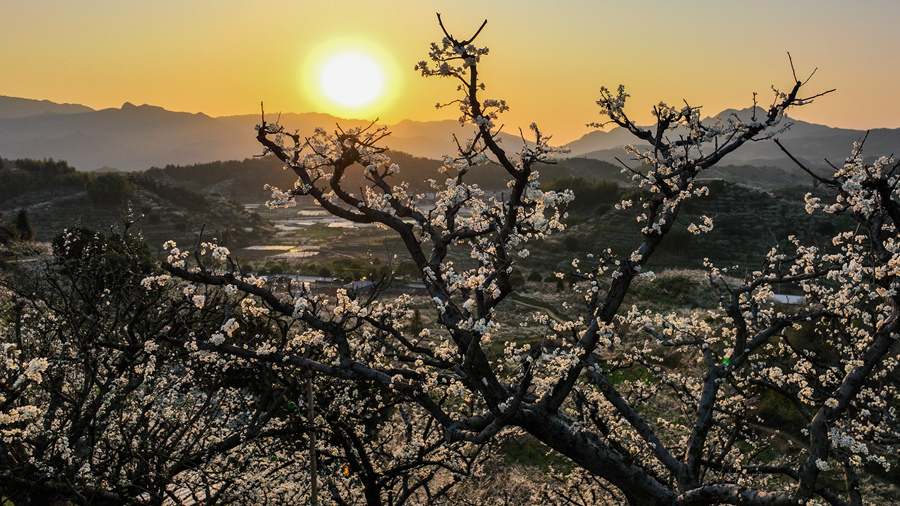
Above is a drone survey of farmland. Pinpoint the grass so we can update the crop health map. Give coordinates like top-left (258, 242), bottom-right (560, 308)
top-left (501, 434), bottom-right (572, 473)
top-left (605, 363), bottom-right (658, 386)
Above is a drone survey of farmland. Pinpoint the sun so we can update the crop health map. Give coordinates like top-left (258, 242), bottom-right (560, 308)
top-left (319, 52), bottom-right (384, 108)
top-left (302, 41), bottom-right (397, 117)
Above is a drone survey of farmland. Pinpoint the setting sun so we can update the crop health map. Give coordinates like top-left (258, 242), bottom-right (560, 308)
top-left (302, 41), bottom-right (397, 118)
top-left (319, 52), bottom-right (384, 107)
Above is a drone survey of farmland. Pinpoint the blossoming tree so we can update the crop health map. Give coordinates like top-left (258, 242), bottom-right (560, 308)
top-left (156, 15), bottom-right (900, 505)
top-left (4, 14), bottom-right (900, 506)
top-left (0, 224), bottom-right (486, 505)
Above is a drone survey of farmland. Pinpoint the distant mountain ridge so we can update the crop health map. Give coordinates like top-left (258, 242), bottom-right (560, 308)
top-left (0, 96), bottom-right (897, 177)
top-left (0, 96), bottom-right (94, 119)
top-left (0, 96), bottom-right (529, 171)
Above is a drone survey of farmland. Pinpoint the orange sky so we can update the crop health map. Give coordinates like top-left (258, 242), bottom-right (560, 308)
top-left (4, 1), bottom-right (900, 143)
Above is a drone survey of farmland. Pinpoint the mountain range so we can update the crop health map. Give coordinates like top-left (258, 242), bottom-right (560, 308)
top-left (0, 95), bottom-right (894, 174)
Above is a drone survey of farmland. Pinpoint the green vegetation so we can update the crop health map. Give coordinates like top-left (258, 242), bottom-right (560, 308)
top-left (534, 179), bottom-right (855, 273)
top-left (541, 176), bottom-right (620, 215)
top-left (0, 157), bottom-right (273, 247)
top-left (0, 209), bottom-right (35, 246)
top-left (145, 150), bottom-right (445, 201)
top-left (85, 172), bottom-right (138, 206)
top-left (11, 209), bottom-right (34, 242)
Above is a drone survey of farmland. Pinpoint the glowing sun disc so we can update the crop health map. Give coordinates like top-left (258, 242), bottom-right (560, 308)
top-left (319, 52), bottom-right (384, 107)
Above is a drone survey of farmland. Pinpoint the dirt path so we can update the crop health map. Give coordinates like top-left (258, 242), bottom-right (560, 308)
top-left (510, 297), bottom-right (568, 325)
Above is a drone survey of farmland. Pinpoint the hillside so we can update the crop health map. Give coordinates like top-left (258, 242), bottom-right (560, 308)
top-left (514, 179), bottom-right (851, 276)
top-left (0, 158), bottom-right (272, 248)
top-left (142, 151), bottom-right (633, 203)
top-left (144, 151), bottom-right (445, 201)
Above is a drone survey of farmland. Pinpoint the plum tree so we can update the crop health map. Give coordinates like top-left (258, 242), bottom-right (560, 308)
top-left (156, 16), bottom-right (899, 505)
top-left (0, 223), bottom-right (485, 505)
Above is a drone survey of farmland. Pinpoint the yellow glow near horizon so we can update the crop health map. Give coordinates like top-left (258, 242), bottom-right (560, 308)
top-left (303, 41), bottom-right (398, 119)
top-left (4, 2), bottom-right (900, 143)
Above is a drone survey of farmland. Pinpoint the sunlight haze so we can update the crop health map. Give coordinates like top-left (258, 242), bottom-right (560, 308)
top-left (3, 0), bottom-right (899, 143)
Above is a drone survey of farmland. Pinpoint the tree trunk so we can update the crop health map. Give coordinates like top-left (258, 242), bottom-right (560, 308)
top-left (517, 407), bottom-right (675, 505)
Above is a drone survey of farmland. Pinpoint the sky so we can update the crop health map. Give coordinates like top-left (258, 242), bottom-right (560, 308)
top-left (3, 1), bottom-right (900, 144)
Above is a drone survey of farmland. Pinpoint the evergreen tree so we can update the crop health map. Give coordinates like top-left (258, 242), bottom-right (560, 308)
top-left (13, 208), bottom-right (34, 241)
top-left (0, 211), bottom-right (14, 246)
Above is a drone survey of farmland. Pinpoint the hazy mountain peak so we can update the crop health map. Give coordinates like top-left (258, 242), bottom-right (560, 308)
top-left (119, 102), bottom-right (171, 113)
top-left (0, 95), bottom-right (94, 119)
